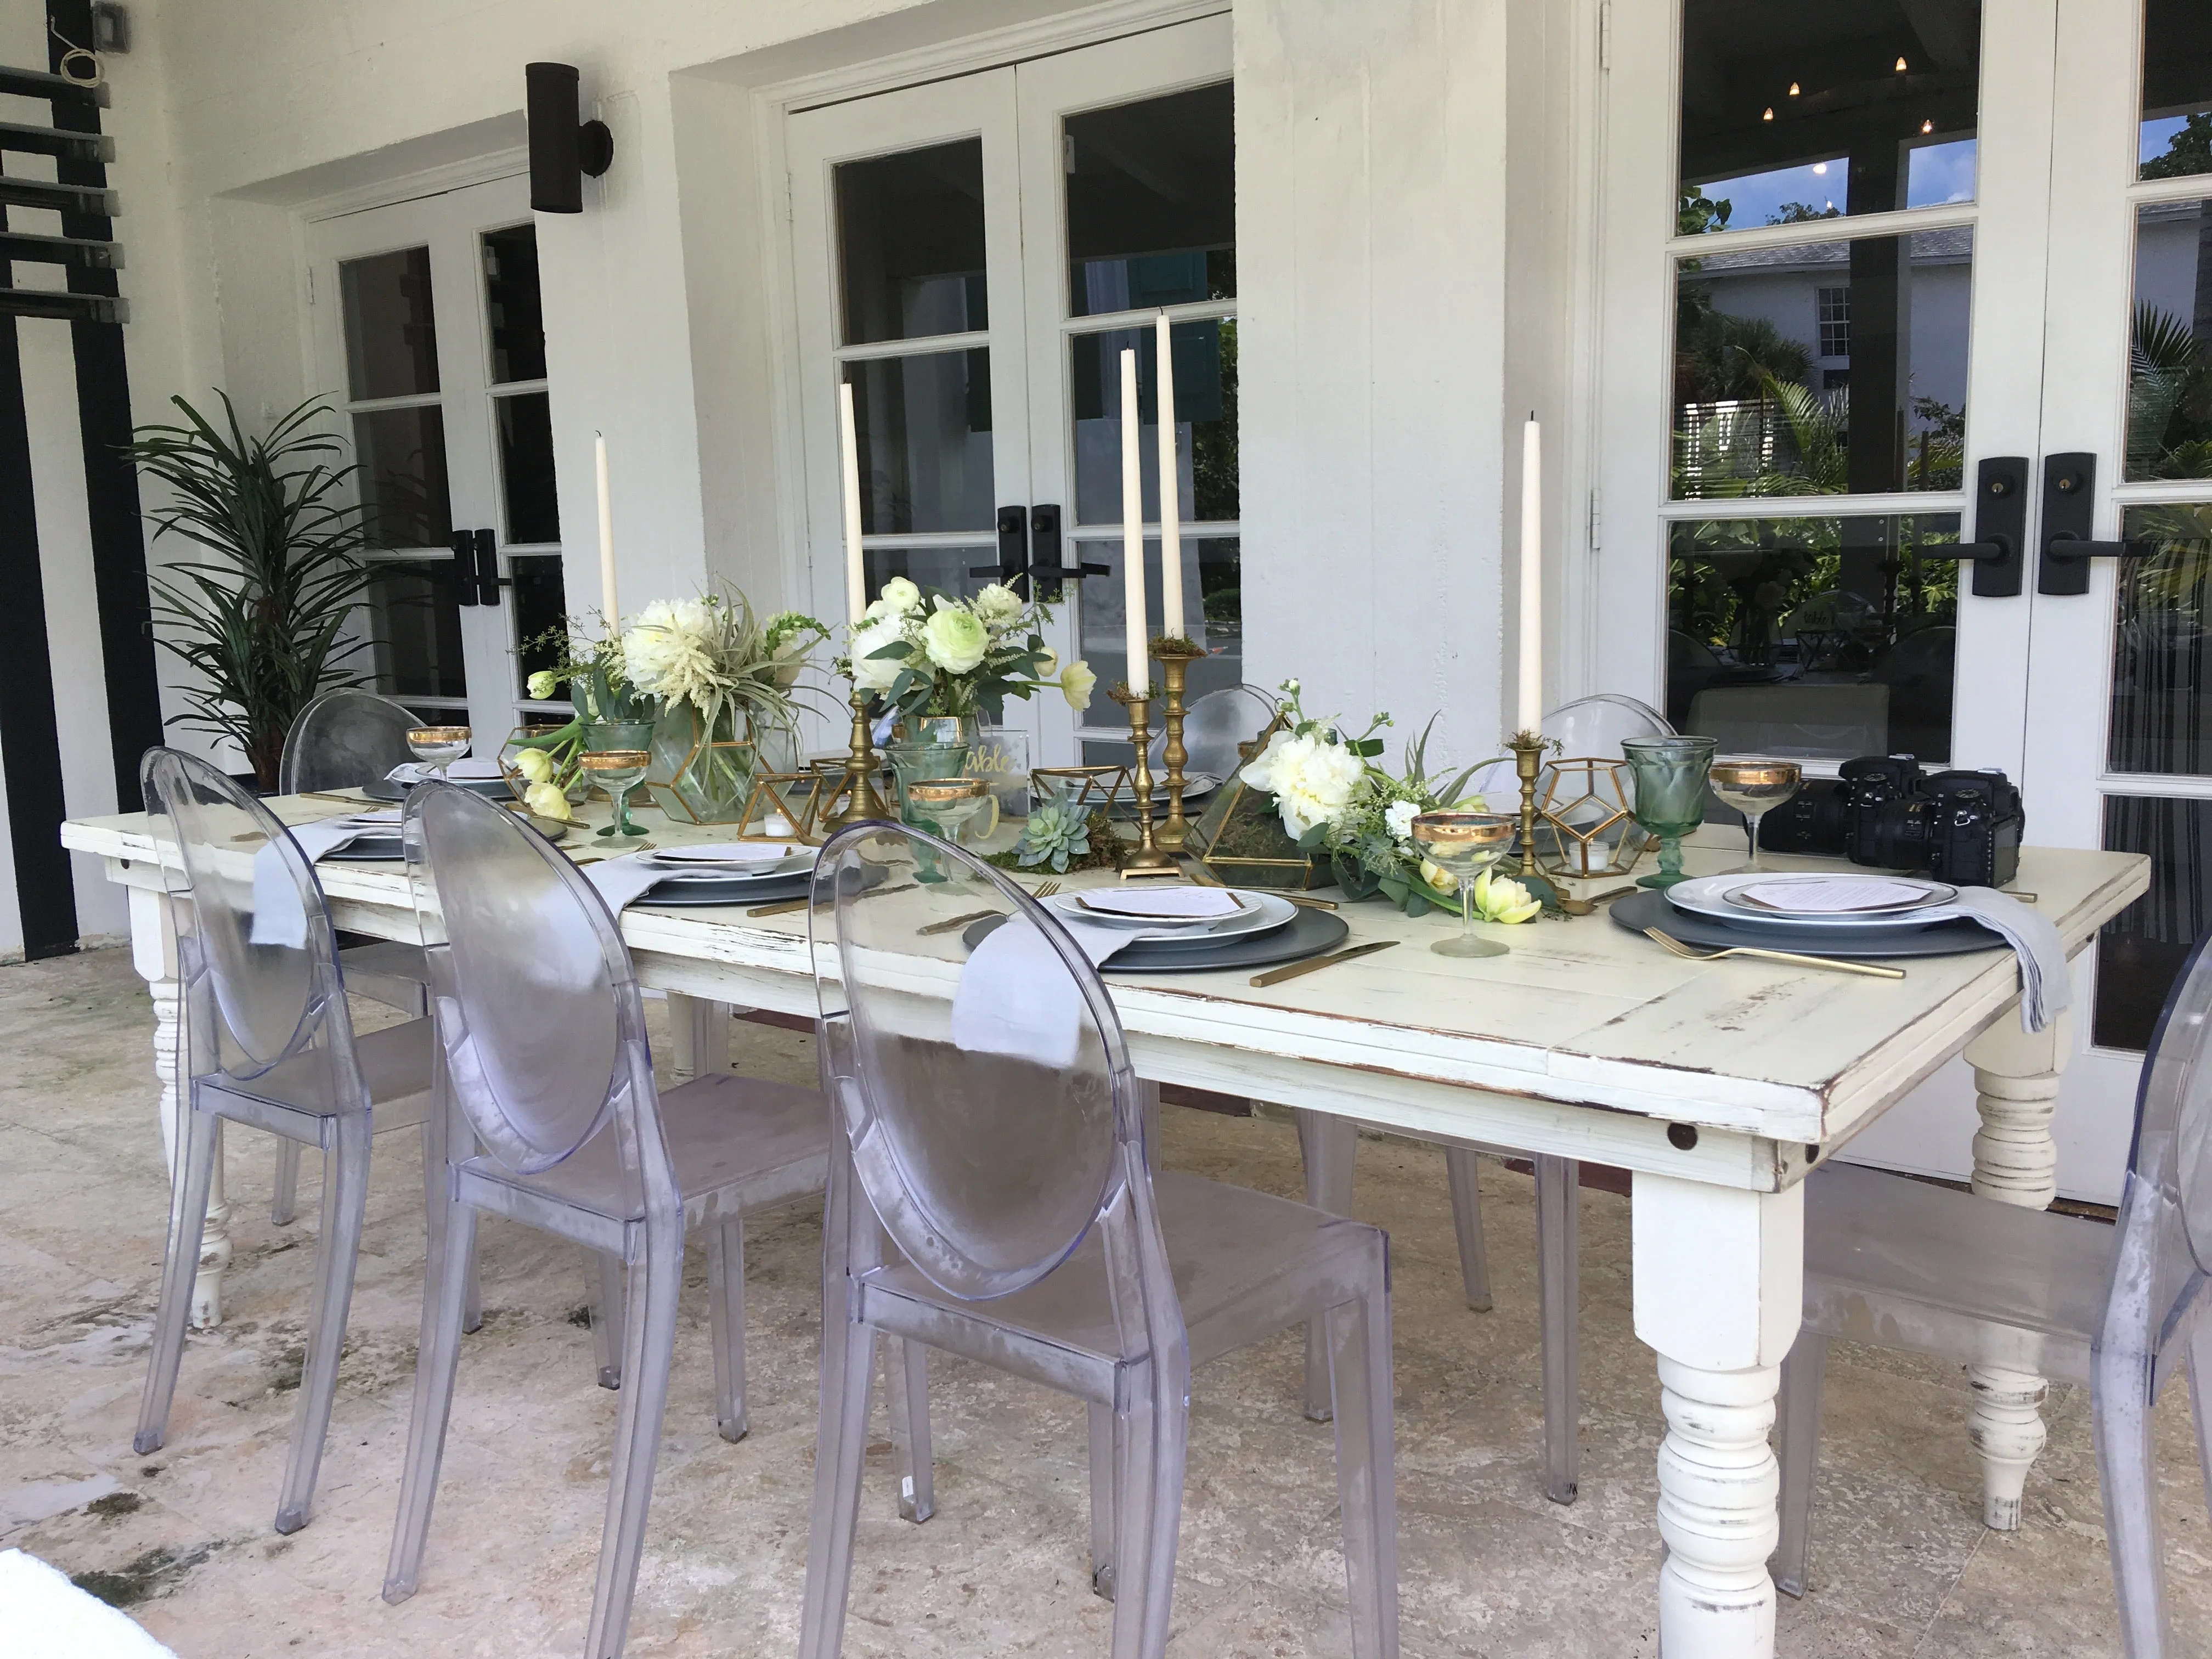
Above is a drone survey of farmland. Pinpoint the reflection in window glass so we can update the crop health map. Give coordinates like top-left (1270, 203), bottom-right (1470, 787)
top-left (1667, 513), bottom-right (1961, 760)
top-left (1071, 320), bottom-right (1238, 526)
top-left (861, 546), bottom-right (996, 608)
top-left (2098, 795), bottom-right (2212, 1051)
top-left (2127, 201), bottom-right (2212, 481)
top-left (511, 555), bottom-right (568, 696)
top-left (1678, 0), bottom-right (1981, 232)
top-left (365, 561), bottom-right (467, 701)
top-left (2141, 0), bottom-right (2212, 180)
top-left (1066, 82), bottom-right (1235, 317)
top-left (844, 350), bottom-right (994, 535)
top-left (482, 225), bottom-right (547, 383)
top-left (352, 405), bottom-right (452, 549)
top-left (836, 140), bottom-right (987, 346)
top-left (1077, 535), bottom-right (1241, 712)
top-left (1674, 229), bottom-right (1971, 498)
top-left (496, 392), bottom-right (560, 544)
top-left (2109, 504), bottom-right (2212, 775)
top-left (340, 247), bottom-right (439, 401)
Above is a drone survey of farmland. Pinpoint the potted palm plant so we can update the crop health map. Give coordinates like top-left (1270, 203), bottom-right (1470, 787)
top-left (126, 393), bottom-right (375, 788)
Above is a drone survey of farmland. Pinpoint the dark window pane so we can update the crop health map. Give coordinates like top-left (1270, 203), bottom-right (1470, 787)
top-left (2097, 794), bottom-right (2212, 1050)
top-left (1076, 535), bottom-right (1240, 709)
top-left (836, 139), bottom-right (987, 346)
top-left (1066, 82), bottom-right (1235, 316)
top-left (340, 247), bottom-right (439, 400)
top-left (2142, 0), bottom-right (2212, 181)
top-left (496, 392), bottom-right (560, 544)
top-left (353, 405), bottom-right (452, 549)
top-left (2127, 201), bottom-right (2212, 481)
top-left (1679, 0), bottom-right (1981, 232)
top-left (365, 561), bottom-right (466, 701)
top-left (1071, 319), bottom-right (1238, 526)
top-left (1674, 229), bottom-right (1971, 498)
top-left (861, 545), bottom-right (994, 608)
top-left (1667, 512), bottom-right (1960, 760)
top-left (482, 225), bottom-right (547, 383)
top-left (511, 555), bottom-right (568, 697)
top-left (2109, 504), bottom-right (2212, 774)
top-left (844, 349), bottom-right (994, 534)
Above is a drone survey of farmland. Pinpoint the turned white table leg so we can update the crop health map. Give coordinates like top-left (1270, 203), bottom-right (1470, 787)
top-left (1961, 1011), bottom-right (2073, 1531)
top-left (1634, 1170), bottom-right (1804, 1659)
top-left (667, 994), bottom-right (731, 1083)
top-left (130, 886), bottom-right (232, 1329)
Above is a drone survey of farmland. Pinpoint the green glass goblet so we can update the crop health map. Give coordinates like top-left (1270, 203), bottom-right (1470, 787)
top-left (1410, 811), bottom-right (1519, 958)
top-left (579, 749), bottom-right (651, 838)
top-left (1623, 735), bottom-right (1719, 890)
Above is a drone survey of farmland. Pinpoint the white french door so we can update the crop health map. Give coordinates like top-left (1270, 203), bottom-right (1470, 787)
top-left (1601, 0), bottom-right (2212, 1200)
top-left (786, 14), bottom-right (1237, 766)
top-left (307, 174), bottom-right (570, 740)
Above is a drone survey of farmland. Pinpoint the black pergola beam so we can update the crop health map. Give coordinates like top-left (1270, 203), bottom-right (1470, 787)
top-left (0, 176), bottom-right (117, 217)
top-left (0, 286), bottom-right (125, 323)
top-left (0, 119), bottom-right (112, 164)
top-left (0, 229), bottom-right (119, 269)
top-left (0, 63), bottom-right (108, 106)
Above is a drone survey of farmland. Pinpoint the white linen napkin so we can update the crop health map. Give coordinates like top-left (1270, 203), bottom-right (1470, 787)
top-left (949, 910), bottom-right (1145, 1069)
top-left (0, 1547), bottom-right (176, 1658)
top-left (248, 814), bottom-right (398, 949)
top-left (583, 853), bottom-right (679, 916)
top-left (1926, 887), bottom-right (2071, 1033)
top-left (1071, 887), bottom-right (1240, 921)
top-left (385, 758), bottom-right (503, 786)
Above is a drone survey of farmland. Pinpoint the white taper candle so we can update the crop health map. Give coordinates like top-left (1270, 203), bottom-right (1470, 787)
top-left (1154, 312), bottom-right (1184, 638)
top-left (1517, 415), bottom-right (1543, 735)
top-left (838, 381), bottom-right (866, 625)
top-left (595, 433), bottom-right (618, 629)
top-left (1120, 347), bottom-right (1147, 691)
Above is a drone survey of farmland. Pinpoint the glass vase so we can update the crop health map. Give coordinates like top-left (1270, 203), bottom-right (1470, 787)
top-left (884, 713), bottom-right (981, 825)
top-left (645, 701), bottom-right (757, 825)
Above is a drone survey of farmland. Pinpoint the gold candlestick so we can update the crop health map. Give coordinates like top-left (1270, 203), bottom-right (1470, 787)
top-left (1148, 635), bottom-right (1206, 851)
top-left (1509, 730), bottom-right (1547, 879)
top-left (822, 684), bottom-right (889, 832)
top-left (1109, 683), bottom-right (1180, 879)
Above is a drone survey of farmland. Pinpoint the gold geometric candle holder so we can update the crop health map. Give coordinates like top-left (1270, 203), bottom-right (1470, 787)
top-left (1536, 756), bottom-right (1654, 880)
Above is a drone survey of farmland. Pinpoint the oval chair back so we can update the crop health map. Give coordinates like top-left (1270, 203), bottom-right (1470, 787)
top-left (280, 686), bottom-right (420, 794)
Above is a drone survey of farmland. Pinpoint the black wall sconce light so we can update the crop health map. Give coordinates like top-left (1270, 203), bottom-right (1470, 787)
top-left (526, 61), bottom-right (614, 213)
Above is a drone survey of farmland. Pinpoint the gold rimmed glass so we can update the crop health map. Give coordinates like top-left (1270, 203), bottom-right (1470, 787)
top-left (905, 776), bottom-right (1000, 889)
top-left (579, 749), bottom-right (650, 838)
top-left (1708, 760), bottom-right (1804, 873)
top-left (406, 724), bottom-right (471, 778)
top-left (1410, 810), bottom-right (1517, 958)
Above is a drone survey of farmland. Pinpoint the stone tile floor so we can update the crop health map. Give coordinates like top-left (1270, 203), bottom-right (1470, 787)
top-left (1, 946), bottom-right (2208, 1656)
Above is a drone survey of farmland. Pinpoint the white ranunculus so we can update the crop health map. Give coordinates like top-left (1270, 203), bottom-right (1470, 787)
top-left (1240, 729), bottom-right (1364, 839)
top-left (1384, 799), bottom-right (1421, 843)
top-left (1032, 646), bottom-right (1058, 679)
top-left (847, 614), bottom-right (909, 692)
top-left (879, 576), bottom-right (922, 614)
top-left (1059, 659), bottom-right (1096, 710)
top-left (921, 606), bottom-right (989, 675)
top-left (973, 583), bottom-right (1024, 628)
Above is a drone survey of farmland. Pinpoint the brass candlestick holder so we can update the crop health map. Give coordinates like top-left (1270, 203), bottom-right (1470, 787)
top-left (1148, 635), bottom-right (1206, 851)
top-left (1109, 682), bottom-right (1180, 879)
top-left (821, 684), bottom-right (889, 832)
top-left (1508, 730), bottom-right (1547, 879)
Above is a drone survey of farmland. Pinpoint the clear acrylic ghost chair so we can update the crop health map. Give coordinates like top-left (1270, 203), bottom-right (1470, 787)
top-left (1774, 928), bottom-right (2212, 1652)
top-left (273, 687), bottom-right (435, 1222)
top-left (383, 782), bottom-right (833, 1659)
top-left (133, 748), bottom-right (439, 1534)
top-left (800, 822), bottom-right (1399, 1659)
top-left (1146, 682), bottom-right (1278, 780)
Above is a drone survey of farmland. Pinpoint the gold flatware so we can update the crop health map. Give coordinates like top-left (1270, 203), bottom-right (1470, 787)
top-left (300, 791), bottom-right (369, 806)
top-left (747, 896), bottom-right (810, 918)
top-left (1031, 879), bottom-right (1062, 899)
top-left (918, 908), bottom-right (1001, 936)
top-left (1250, 939), bottom-right (1397, 988)
top-left (1643, 926), bottom-right (1906, 980)
top-left (1554, 883), bottom-right (1636, 917)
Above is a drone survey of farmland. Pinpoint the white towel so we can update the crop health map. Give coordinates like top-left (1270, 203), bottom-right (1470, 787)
top-left (247, 815), bottom-right (396, 949)
top-left (1927, 887), bottom-right (2070, 1033)
top-left (0, 1548), bottom-right (176, 1658)
top-left (948, 912), bottom-right (1142, 1069)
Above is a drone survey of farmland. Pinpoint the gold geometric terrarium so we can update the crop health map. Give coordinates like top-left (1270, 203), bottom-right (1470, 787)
top-left (735, 770), bottom-right (827, 843)
top-left (1534, 757), bottom-right (1653, 880)
top-left (1028, 764), bottom-right (1132, 816)
top-left (1182, 710), bottom-right (1328, 891)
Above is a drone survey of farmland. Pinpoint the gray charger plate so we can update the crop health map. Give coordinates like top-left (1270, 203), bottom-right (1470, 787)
top-left (633, 870), bottom-right (813, 907)
top-left (328, 816), bottom-right (573, 862)
top-left (1611, 889), bottom-right (2006, 960)
top-left (362, 776), bottom-right (511, 803)
top-left (962, 905), bottom-right (1349, 974)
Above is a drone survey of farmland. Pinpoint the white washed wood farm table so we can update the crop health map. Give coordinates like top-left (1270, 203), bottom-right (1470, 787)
top-left (61, 795), bottom-right (2147, 1659)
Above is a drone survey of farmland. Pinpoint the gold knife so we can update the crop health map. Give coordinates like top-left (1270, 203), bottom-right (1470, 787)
top-left (1249, 939), bottom-right (1397, 988)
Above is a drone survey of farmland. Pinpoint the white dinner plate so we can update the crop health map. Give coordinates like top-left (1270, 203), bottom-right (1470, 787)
top-left (1664, 872), bottom-right (1957, 932)
top-left (1723, 872), bottom-right (1958, 919)
top-left (1045, 888), bottom-right (1293, 945)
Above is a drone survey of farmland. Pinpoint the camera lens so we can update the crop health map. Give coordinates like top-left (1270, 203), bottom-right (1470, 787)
top-left (1862, 797), bottom-right (1935, 871)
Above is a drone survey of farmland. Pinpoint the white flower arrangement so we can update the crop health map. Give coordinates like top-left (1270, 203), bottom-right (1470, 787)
top-left (843, 580), bottom-right (1096, 720)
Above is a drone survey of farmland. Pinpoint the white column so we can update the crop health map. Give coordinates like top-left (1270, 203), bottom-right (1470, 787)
top-left (131, 885), bottom-right (231, 1329)
top-left (1633, 1169), bottom-right (1804, 1659)
top-left (1961, 1009), bottom-right (2072, 1530)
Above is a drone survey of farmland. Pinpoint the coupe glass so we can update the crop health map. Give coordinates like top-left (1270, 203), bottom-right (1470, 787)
top-left (1708, 760), bottom-right (1803, 873)
top-left (578, 749), bottom-right (650, 838)
top-left (406, 724), bottom-right (471, 778)
top-left (1623, 736), bottom-right (1719, 889)
top-left (1410, 810), bottom-right (1518, 958)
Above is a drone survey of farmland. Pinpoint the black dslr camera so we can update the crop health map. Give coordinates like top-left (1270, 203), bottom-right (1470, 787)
top-left (1756, 755), bottom-right (2023, 888)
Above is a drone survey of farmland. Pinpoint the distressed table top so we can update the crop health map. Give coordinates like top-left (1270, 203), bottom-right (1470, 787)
top-left (64, 795), bottom-right (2147, 1190)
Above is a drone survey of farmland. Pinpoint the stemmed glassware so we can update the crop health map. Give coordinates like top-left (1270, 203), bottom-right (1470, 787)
top-left (1622, 735), bottom-right (1719, 890)
top-left (406, 724), bottom-right (472, 779)
top-left (1707, 761), bottom-right (1803, 873)
top-left (904, 777), bottom-right (1000, 888)
top-left (1410, 810), bottom-right (1518, 958)
top-left (578, 750), bottom-right (651, 838)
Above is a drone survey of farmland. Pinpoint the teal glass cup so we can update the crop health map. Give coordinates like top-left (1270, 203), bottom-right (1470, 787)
top-left (1622, 735), bottom-right (1719, 890)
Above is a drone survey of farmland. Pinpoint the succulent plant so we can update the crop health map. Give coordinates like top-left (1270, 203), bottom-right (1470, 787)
top-left (1017, 783), bottom-right (1092, 872)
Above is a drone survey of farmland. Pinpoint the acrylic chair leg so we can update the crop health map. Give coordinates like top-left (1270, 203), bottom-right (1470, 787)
top-left (797, 1314), bottom-right (878, 1659)
top-left (1088, 1401), bottom-right (1119, 1599)
top-left (1108, 1385), bottom-right (1159, 1659)
top-left (1535, 1155), bottom-right (1580, 1505)
top-left (588, 1249), bottom-right (625, 1390)
top-left (584, 1221), bottom-right (684, 1659)
top-left (2092, 1343), bottom-right (2171, 1656)
top-left (1134, 1352), bottom-right (1191, 1659)
top-left (274, 1114), bottom-right (370, 1535)
top-left (134, 1106), bottom-right (218, 1456)
top-left (1297, 1110), bottom-right (1357, 1421)
top-left (1771, 1330), bottom-right (1829, 1598)
top-left (420, 1120), bottom-right (481, 1337)
top-left (383, 1201), bottom-right (478, 1604)
top-left (462, 1233), bottom-right (482, 1335)
top-left (1326, 1265), bottom-right (1401, 1659)
top-left (1443, 1146), bottom-right (1493, 1311)
top-left (882, 1336), bottom-right (934, 1522)
top-left (270, 1136), bottom-right (302, 1227)
top-left (707, 1216), bottom-right (748, 1443)
top-left (2189, 1317), bottom-right (2212, 1519)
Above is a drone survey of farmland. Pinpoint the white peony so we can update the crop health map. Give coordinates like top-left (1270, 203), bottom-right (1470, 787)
top-left (1384, 799), bottom-right (1421, 843)
top-left (1240, 729), bottom-right (1365, 839)
top-left (973, 583), bottom-right (1025, 628)
top-left (847, 613), bottom-right (909, 692)
top-left (878, 575), bottom-right (922, 614)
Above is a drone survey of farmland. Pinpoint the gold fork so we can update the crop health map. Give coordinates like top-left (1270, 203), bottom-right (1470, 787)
top-left (914, 878), bottom-right (1059, 936)
top-left (1032, 879), bottom-right (1062, 898)
top-left (1643, 926), bottom-right (1906, 980)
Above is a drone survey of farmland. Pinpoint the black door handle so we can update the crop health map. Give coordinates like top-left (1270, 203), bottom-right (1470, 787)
top-left (970, 505), bottom-right (1030, 584)
top-left (449, 531), bottom-right (479, 607)
top-left (466, 528), bottom-right (508, 607)
top-left (1914, 458), bottom-right (2027, 595)
top-left (2045, 533), bottom-right (2154, 561)
top-left (2037, 453), bottom-right (2149, 595)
